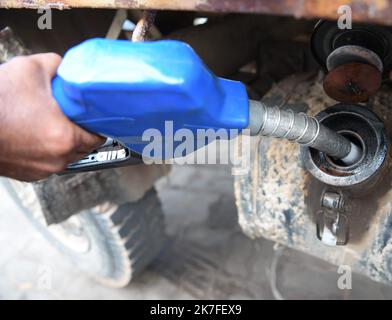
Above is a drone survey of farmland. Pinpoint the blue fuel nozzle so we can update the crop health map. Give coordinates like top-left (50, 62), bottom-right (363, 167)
top-left (52, 38), bottom-right (249, 160)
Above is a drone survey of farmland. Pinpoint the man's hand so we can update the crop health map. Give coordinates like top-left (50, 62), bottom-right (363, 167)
top-left (0, 53), bottom-right (104, 181)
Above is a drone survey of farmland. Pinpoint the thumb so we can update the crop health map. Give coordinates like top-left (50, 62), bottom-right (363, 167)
top-left (31, 52), bottom-right (62, 79)
top-left (72, 124), bottom-right (106, 153)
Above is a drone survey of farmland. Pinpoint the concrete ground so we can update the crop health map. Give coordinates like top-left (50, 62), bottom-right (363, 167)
top-left (0, 162), bottom-right (392, 299)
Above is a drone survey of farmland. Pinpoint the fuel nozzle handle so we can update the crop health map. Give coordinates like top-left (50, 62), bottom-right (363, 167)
top-left (248, 100), bottom-right (361, 165)
top-left (54, 39), bottom-right (361, 165)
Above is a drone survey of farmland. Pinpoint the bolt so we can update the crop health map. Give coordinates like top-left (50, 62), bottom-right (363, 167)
top-left (321, 191), bottom-right (344, 211)
top-left (317, 189), bottom-right (349, 246)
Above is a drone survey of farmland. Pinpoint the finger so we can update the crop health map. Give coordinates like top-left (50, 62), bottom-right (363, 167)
top-left (31, 53), bottom-right (62, 79)
top-left (0, 155), bottom-right (63, 176)
top-left (0, 162), bottom-right (50, 182)
top-left (73, 125), bottom-right (106, 153)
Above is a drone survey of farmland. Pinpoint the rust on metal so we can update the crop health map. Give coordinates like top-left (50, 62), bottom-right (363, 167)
top-left (132, 10), bottom-right (157, 42)
top-left (323, 62), bottom-right (382, 103)
top-left (2, 0), bottom-right (392, 26)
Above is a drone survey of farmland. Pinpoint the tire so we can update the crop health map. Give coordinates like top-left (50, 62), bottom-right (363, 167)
top-left (2, 178), bottom-right (166, 288)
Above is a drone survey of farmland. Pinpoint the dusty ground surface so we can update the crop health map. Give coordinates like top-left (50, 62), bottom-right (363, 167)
top-left (0, 163), bottom-right (392, 299)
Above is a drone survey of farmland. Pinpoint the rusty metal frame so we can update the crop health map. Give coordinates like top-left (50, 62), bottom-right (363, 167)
top-left (1, 0), bottom-right (392, 26)
top-left (0, 0), bottom-right (392, 25)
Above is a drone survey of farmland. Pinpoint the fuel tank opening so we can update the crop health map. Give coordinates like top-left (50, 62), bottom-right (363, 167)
top-left (325, 130), bottom-right (364, 168)
top-left (301, 104), bottom-right (388, 192)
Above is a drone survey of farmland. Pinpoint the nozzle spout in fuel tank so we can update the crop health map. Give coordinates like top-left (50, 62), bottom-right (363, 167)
top-left (247, 100), bottom-right (361, 166)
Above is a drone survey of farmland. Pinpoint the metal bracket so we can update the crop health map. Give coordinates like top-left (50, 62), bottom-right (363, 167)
top-left (316, 190), bottom-right (349, 246)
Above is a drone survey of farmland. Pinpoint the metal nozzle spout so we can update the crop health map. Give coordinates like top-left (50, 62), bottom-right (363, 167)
top-left (247, 100), bottom-right (361, 165)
